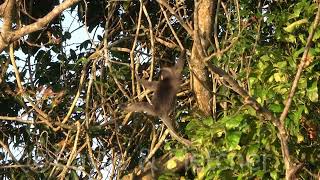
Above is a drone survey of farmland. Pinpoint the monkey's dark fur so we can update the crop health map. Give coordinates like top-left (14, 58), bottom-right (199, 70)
top-left (125, 50), bottom-right (191, 146)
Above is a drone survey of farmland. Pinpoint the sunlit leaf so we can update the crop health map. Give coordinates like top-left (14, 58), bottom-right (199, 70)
top-left (284, 19), bottom-right (308, 33)
top-left (166, 159), bottom-right (177, 169)
top-left (307, 81), bottom-right (318, 102)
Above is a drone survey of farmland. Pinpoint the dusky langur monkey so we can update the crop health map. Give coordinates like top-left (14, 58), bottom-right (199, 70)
top-left (125, 49), bottom-right (191, 146)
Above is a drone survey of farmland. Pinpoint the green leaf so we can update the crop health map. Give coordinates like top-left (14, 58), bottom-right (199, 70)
top-left (255, 170), bottom-right (266, 178)
top-left (226, 151), bottom-right (236, 166)
top-left (203, 117), bottom-right (214, 126)
top-left (269, 103), bottom-right (284, 113)
top-left (293, 48), bottom-right (304, 59)
top-left (76, 57), bottom-right (88, 65)
top-left (297, 133), bottom-right (305, 143)
top-left (284, 19), bottom-right (308, 33)
top-left (288, 4), bottom-right (302, 19)
top-left (222, 115), bottom-right (244, 129)
top-left (298, 77), bottom-right (307, 89)
top-left (270, 170), bottom-right (279, 180)
top-left (247, 144), bottom-right (259, 157)
top-left (285, 34), bottom-right (296, 43)
top-left (166, 159), bottom-right (177, 170)
top-left (298, 34), bottom-right (306, 44)
top-left (260, 55), bottom-right (271, 63)
top-left (226, 131), bottom-right (242, 150)
top-left (70, 170), bottom-right (79, 180)
top-left (174, 149), bottom-right (186, 159)
top-left (307, 81), bottom-right (318, 102)
top-left (273, 72), bottom-right (287, 82)
top-left (291, 105), bottom-right (305, 125)
top-left (312, 28), bottom-right (320, 41)
top-left (273, 84), bottom-right (289, 94)
top-left (275, 61), bottom-right (288, 69)
top-left (164, 143), bottom-right (171, 151)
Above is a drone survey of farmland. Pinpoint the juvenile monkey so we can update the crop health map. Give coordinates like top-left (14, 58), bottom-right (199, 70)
top-left (125, 50), bottom-right (191, 146)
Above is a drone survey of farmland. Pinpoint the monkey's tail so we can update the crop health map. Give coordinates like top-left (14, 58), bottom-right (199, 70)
top-left (160, 116), bottom-right (192, 146)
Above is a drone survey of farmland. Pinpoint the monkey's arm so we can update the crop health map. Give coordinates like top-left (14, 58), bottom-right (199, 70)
top-left (125, 102), bottom-right (157, 116)
top-left (140, 79), bottom-right (159, 91)
top-left (125, 103), bottom-right (192, 146)
top-left (161, 115), bottom-right (192, 146)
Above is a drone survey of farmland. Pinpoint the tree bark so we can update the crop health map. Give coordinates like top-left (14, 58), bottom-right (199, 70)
top-left (190, 0), bottom-right (215, 116)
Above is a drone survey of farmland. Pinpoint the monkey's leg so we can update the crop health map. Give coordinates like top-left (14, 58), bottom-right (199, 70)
top-left (161, 116), bottom-right (191, 146)
top-left (125, 102), bottom-right (158, 116)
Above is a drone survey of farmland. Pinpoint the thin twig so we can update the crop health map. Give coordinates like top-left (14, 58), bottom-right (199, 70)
top-left (159, 5), bottom-right (184, 50)
top-left (0, 139), bottom-right (28, 173)
top-left (142, 4), bottom-right (155, 80)
top-left (213, 0), bottom-right (221, 52)
top-left (49, 131), bottom-right (70, 177)
top-left (9, 44), bottom-right (23, 91)
top-left (129, 0), bottom-right (143, 96)
top-left (86, 133), bottom-right (103, 179)
top-left (62, 65), bottom-right (87, 124)
top-left (58, 121), bottom-right (81, 179)
top-left (85, 59), bottom-right (96, 127)
top-left (0, 116), bottom-right (34, 124)
top-left (49, 162), bottom-right (90, 177)
top-left (144, 129), bottom-right (169, 164)
top-left (156, 0), bottom-right (193, 36)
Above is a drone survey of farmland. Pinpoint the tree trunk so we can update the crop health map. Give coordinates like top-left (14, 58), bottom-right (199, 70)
top-left (190, 0), bottom-right (215, 116)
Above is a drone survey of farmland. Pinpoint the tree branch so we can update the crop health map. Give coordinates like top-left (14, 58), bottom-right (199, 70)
top-left (1, 0), bottom-right (15, 33)
top-left (279, 3), bottom-right (320, 179)
top-left (0, 0), bottom-right (80, 53)
top-left (279, 2), bottom-right (320, 123)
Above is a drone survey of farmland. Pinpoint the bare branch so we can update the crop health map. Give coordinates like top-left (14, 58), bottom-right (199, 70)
top-left (0, 139), bottom-right (28, 173)
top-left (156, 0), bottom-right (193, 36)
top-left (0, 116), bottom-right (34, 124)
top-left (1, 0), bottom-right (15, 33)
top-left (58, 121), bottom-right (81, 179)
top-left (0, 0), bottom-right (80, 52)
